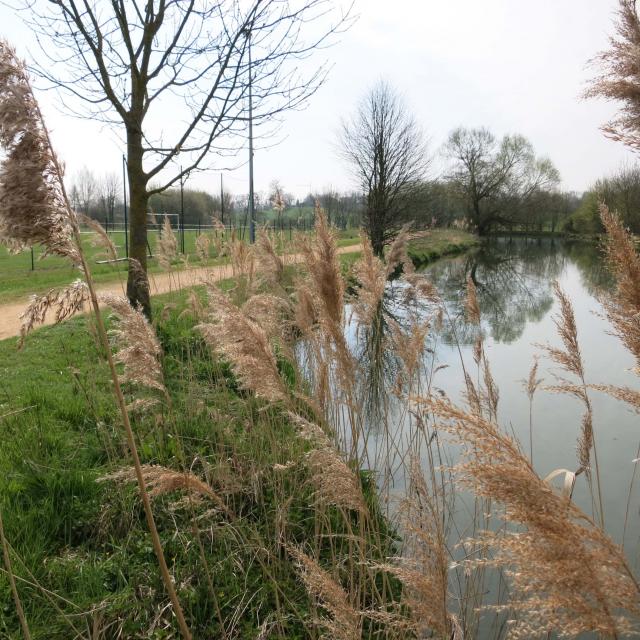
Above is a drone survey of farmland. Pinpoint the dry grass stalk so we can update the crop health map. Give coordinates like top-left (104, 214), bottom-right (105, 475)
top-left (128, 257), bottom-right (151, 307)
top-left (0, 39), bottom-right (191, 638)
top-left (293, 283), bottom-right (317, 336)
top-left (463, 371), bottom-right (482, 416)
top-left (403, 272), bottom-right (441, 304)
top-left (99, 465), bottom-right (227, 513)
top-left (599, 202), bottom-right (640, 372)
top-left (271, 186), bottom-right (286, 215)
top-left (101, 293), bottom-right (167, 400)
top-left (591, 383), bottom-right (640, 413)
top-left (178, 289), bottom-right (206, 322)
top-left (390, 317), bottom-right (430, 388)
top-left (289, 412), bottom-right (366, 513)
top-left (301, 205), bottom-right (344, 328)
top-left (19, 279), bottom-right (88, 345)
top-left (226, 229), bottom-right (254, 278)
top-left (0, 509), bottom-right (31, 640)
top-left (195, 233), bottom-right (211, 262)
top-left (288, 546), bottom-right (361, 640)
top-left (288, 412), bottom-right (332, 448)
top-left (157, 217), bottom-right (177, 270)
top-left (0, 40), bottom-right (77, 261)
top-left (541, 283), bottom-right (597, 480)
top-left (241, 294), bottom-right (292, 343)
top-left (524, 357), bottom-right (543, 401)
top-left (482, 355), bottom-right (499, 420)
top-left (384, 223), bottom-right (414, 277)
top-left (523, 357), bottom-right (544, 463)
top-left (295, 207), bottom-right (354, 390)
top-left (546, 282), bottom-right (585, 379)
top-left (465, 274), bottom-right (480, 325)
top-left (424, 395), bottom-right (640, 638)
top-left (586, 0), bottom-right (640, 150)
top-left (306, 447), bottom-right (367, 514)
top-left (253, 229), bottom-right (284, 289)
top-left (198, 286), bottom-right (288, 403)
top-left (377, 457), bottom-right (450, 639)
top-left (208, 217), bottom-right (226, 255)
top-left (79, 213), bottom-right (117, 262)
top-left (351, 235), bottom-right (387, 326)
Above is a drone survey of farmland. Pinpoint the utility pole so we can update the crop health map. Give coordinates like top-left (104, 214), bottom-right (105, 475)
top-left (122, 154), bottom-right (129, 259)
top-left (246, 28), bottom-right (255, 244)
top-left (220, 173), bottom-right (224, 224)
top-left (180, 166), bottom-right (185, 254)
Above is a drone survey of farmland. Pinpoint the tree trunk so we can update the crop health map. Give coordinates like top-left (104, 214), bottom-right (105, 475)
top-left (125, 127), bottom-right (152, 318)
top-left (369, 212), bottom-right (386, 258)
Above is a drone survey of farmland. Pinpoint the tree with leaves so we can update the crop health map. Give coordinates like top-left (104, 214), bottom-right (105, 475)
top-left (445, 127), bottom-right (559, 235)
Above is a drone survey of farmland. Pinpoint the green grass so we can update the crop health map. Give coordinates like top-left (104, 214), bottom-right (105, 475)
top-left (0, 230), bottom-right (219, 302)
top-left (406, 228), bottom-right (479, 265)
top-left (0, 227), bottom-right (362, 302)
top-left (0, 230), bottom-right (484, 637)
top-left (0, 263), bottom-right (404, 639)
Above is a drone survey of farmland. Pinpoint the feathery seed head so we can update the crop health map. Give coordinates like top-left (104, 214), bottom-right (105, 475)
top-left (600, 203), bottom-right (640, 371)
top-left (288, 547), bottom-right (361, 640)
top-left (423, 395), bottom-right (640, 637)
top-left (351, 235), bottom-right (386, 326)
top-left (101, 293), bottom-right (167, 401)
top-left (0, 39), bottom-right (77, 260)
top-left (465, 274), bottom-right (481, 325)
top-left (157, 217), bottom-right (177, 270)
top-left (198, 286), bottom-right (288, 403)
top-left (19, 279), bottom-right (88, 345)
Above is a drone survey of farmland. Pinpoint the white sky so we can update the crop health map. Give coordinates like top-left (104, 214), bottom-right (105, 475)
top-left (1, 0), bottom-right (635, 199)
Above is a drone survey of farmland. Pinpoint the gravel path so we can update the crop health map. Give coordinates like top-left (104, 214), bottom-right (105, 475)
top-left (0, 244), bottom-right (361, 341)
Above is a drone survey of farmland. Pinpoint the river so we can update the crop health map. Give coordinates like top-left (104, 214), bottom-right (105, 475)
top-left (350, 236), bottom-right (640, 568)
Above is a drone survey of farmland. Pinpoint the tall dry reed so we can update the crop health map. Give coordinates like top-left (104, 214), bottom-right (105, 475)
top-left (542, 282), bottom-right (604, 525)
top-left (424, 395), bottom-right (640, 638)
top-left (0, 39), bottom-right (192, 639)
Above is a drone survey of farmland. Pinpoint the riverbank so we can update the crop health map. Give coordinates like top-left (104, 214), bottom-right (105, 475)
top-left (406, 228), bottom-right (479, 266)
top-left (0, 261), bottom-right (400, 638)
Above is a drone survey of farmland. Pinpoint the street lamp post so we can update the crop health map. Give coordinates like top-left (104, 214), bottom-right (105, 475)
top-left (122, 154), bottom-right (129, 259)
top-left (220, 173), bottom-right (225, 224)
top-left (246, 28), bottom-right (255, 244)
top-left (179, 166), bottom-right (185, 254)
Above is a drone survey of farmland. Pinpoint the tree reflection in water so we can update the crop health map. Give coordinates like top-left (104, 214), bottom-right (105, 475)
top-left (428, 237), bottom-right (612, 345)
top-left (353, 236), bottom-right (612, 417)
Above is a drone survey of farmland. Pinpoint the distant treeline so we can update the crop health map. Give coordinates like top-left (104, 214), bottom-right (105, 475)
top-left (564, 164), bottom-right (640, 235)
top-left (70, 158), bottom-right (640, 236)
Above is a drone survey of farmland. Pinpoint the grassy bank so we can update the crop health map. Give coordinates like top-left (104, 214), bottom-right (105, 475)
top-left (406, 228), bottom-right (479, 266)
top-left (0, 259), bottom-right (398, 639)
top-left (3, 213), bottom-right (640, 639)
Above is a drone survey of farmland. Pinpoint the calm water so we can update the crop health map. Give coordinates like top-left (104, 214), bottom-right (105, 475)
top-left (352, 237), bottom-right (640, 565)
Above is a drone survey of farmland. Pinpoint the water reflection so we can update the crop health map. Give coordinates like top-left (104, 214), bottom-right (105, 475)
top-left (346, 237), bottom-right (639, 636)
top-left (354, 238), bottom-right (607, 415)
top-left (352, 237), bottom-right (619, 436)
top-left (424, 237), bottom-right (612, 345)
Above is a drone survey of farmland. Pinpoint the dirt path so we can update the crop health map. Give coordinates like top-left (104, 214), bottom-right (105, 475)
top-left (0, 244), bottom-right (361, 341)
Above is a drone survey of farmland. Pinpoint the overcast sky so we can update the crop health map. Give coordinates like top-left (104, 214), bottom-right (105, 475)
top-left (1, 0), bottom-right (635, 200)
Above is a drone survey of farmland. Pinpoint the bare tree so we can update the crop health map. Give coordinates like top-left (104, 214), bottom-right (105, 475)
top-left (25, 0), bottom-right (352, 315)
top-left (73, 166), bottom-right (98, 217)
top-left (339, 81), bottom-right (429, 257)
top-left (99, 172), bottom-right (120, 226)
top-left (445, 127), bottom-right (559, 235)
